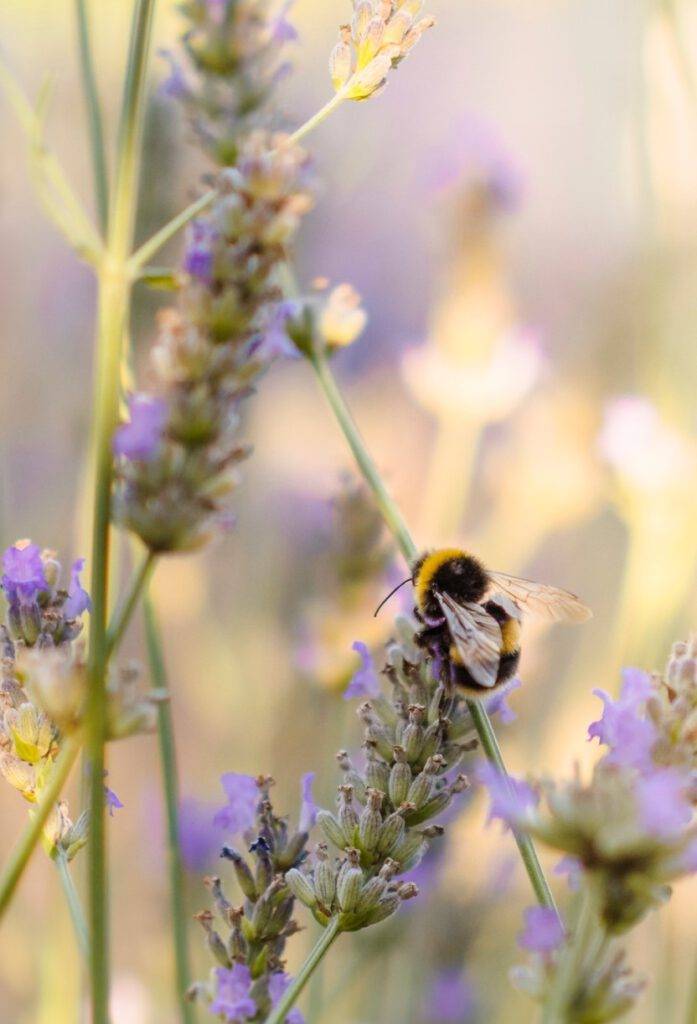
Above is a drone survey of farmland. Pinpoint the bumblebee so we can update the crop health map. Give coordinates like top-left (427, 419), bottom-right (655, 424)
top-left (380, 548), bottom-right (591, 697)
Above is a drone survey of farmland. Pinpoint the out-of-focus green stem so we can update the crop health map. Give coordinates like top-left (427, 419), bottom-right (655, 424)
top-left (104, 550), bottom-right (156, 659)
top-left (86, 2), bottom-right (157, 1020)
top-left (75, 0), bottom-right (109, 233)
top-left (265, 919), bottom-right (342, 1024)
top-left (143, 593), bottom-right (195, 1024)
top-left (290, 90), bottom-right (347, 144)
top-left (0, 734), bottom-right (81, 919)
top-left (309, 347), bottom-right (558, 916)
top-left (56, 852), bottom-right (89, 959)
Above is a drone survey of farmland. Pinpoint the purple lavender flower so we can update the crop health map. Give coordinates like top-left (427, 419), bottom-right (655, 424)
top-left (343, 641), bottom-right (381, 700)
top-left (268, 973), bottom-right (305, 1024)
top-left (486, 677), bottom-right (521, 724)
top-left (475, 761), bottom-right (538, 830)
top-left (63, 558), bottom-right (91, 618)
top-left (588, 668), bottom-right (656, 770)
top-left (113, 395), bottom-right (169, 462)
top-left (105, 784), bottom-right (124, 817)
top-left (298, 772), bottom-right (317, 834)
top-left (554, 855), bottom-right (582, 891)
top-left (213, 773), bottom-right (258, 834)
top-left (269, 1), bottom-right (299, 43)
top-left (635, 767), bottom-right (692, 838)
top-left (183, 219), bottom-right (218, 284)
top-left (179, 798), bottom-right (221, 872)
top-left (159, 49), bottom-right (189, 99)
top-left (209, 964), bottom-right (257, 1021)
top-left (425, 968), bottom-right (476, 1022)
top-left (680, 837), bottom-right (697, 873)
top-left (2, 542), bottom-right (47, 607)
top-left (517, 906), bottom-right (565, 955)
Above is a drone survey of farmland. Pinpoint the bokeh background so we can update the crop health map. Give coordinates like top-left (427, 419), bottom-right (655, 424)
top-left (1, 0), bottom-right (697, 1021)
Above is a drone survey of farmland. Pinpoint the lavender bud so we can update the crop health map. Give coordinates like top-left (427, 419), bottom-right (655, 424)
top-left (364, 723), bottom-right (395, 763)
top-left (314, 856), bottom-right (337, 909)
top-left (358, 789), bottom-right (383, 852)
top-left (364, 894), bottom-right (401, 925)
top-left (318, 810), bottom-right (347, 849)
top-left (195, 911), bottom-right (231, 968)
top-left (419, 720), bottom-right (445, 761)
top-left (379, 859), bottom-right (400, 881)
top-left (392, 832), bottom-right (428, 872)
top-left (407, 770), bottom-right (434, 809)
top-left (204, 875), bottom-right (232, 922)
top-left (377, 811), bottom-right (406, 856)
top-left (405, 790), bottom-right (452, 826)
top-left (221, 847), bottom-right (257, 902)
top-left (285, 868), bottom-right (317, 909)
top-left (338, 786), bottom-right (360, 845)
top-left (355, 876), bottom-right (387, 914)
top-left (402, 705), bottom-right (426, 762)
top-left (337, 864), bottom-right (364, 913)
top-left (389, 753), bottom-right (412, 807)
top-left (364, 756), bottom-right (389, 795)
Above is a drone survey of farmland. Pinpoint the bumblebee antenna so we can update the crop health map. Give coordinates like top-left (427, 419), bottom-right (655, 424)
top-left (373, 576), bottom-right (413, 617)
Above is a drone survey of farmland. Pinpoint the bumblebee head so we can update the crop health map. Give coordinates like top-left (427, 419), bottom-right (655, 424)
top-left (413, 548), bottom-right (489, 620)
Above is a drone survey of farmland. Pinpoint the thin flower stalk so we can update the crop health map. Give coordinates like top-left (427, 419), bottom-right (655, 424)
top-left (74, 0), bottom-right (109, 233)
top-left (85, 2), bottom-right (158, 1019)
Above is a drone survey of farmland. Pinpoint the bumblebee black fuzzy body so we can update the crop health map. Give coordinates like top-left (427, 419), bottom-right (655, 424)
top-left (409, 547), bottom-right (589, 697)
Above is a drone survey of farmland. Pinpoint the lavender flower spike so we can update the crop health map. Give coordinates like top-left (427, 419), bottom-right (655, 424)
top-left (2, 541), bottom-right (47, 607)
top-left (213, 772), bottom-right (258, 834)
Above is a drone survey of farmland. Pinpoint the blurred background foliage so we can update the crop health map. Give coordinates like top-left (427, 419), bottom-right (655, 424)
top-left (1, 0), bottom-right (696, 1021)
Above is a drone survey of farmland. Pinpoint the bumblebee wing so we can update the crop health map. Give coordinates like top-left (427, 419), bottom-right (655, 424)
top-left (487, 571), bottom-right (592, 623)
top-left (436, 593), bottom-right (502, 689)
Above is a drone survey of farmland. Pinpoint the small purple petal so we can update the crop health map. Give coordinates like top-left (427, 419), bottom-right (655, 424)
top-left (210, 964), bottom-right (257, 1021)
top-left (2, 542), bottom-right (48, 606)
top-left (475, 761), bottom-right (538, 830)
top-left (636, 767), bottom-right (692, 838)
top-left (343, 641), bottom-right (381, 701)
top-left (554, 855), bottom-right (583, 891)
top-left (105, 786), bottom-right (123, 817)
top-left (213, 773), bottom-right (258, 834)
top-left (113, 395), bottom-right (169, 462)
top-left (298, 771), bottom-right (317, 834)
top-left (587, 669), bottom-right (656, 770)
top-left (517, 906), bottom-right (565, 954)
top-left (486, 677), bottom-right (521, 724)
top-left (63, 558), bottom-right (91, 618)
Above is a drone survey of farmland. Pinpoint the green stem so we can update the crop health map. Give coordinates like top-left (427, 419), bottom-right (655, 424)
top-left (309, 347), bottom-right (558, 915)
top-left (56, 851), bottom-right (89, 959)
top-left (143, 593), bottom-right (195, 1024)
top-left (75, 0), bottom-right (109, 233)
top-left (265, 919), bottom-right (342, 1024)
top-left (104, 550), bottom-right (156, 659)
top-left (290, 91), bottom-right (347, 145)
top-left (0, 734), bottom-right (81, 919)
top-left (128, 189), bottom-right (216, 272)
top-left (86, 3), bottom-right (157, 1020)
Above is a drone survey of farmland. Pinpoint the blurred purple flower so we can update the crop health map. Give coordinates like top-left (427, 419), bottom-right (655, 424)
top-left (183, 219), bottom-right (218, 283)
top-left (475, 761), bottom-right (538, 830)
top-left (422, 114), bottom-right (525, 212)
top-left (554, 855), bottom-right (582, 891)
top-left (343, 641), bottom-right (381, 700)
top-left (64, 558), bottom-right (91, 618)
top-left (517, 906), bottom-right (564, 954)
top-left (636, 768), bottom-right (692, 838)
top-left (588, 668), bottom-right (656, 770)
top-left (179, 798), bottom-right (221, 872)
top-left (270, 1), bottom-right (298, 43)
top-left (268, 973), bottom-right (305, 1024)
top-left (298, 772), bottom-right (317, 834)
top-left (213, 773), bottom-right (258, 834)
top-left (249, 300), bottom-right (300, 362)
top-left (113, 395), bottom-right (169, 462)
top-left (209, 964), bottom-right (257, 1021)
top-left (159, 49), bottom-right (189, 99)
top-left (426, 968), bottom-right (476, 1022)
top-left (486, 677), bottom-right (521, 724)
top-left (2, 542), bottom-right (47, 607)
top-left (680, 837), bottom-right (697, 873)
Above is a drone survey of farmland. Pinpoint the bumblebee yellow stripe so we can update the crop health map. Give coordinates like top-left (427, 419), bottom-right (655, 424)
top-left (414, 548), bottom-right (468, 610)
top-left (500, 616), bottom-right (521, 656)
